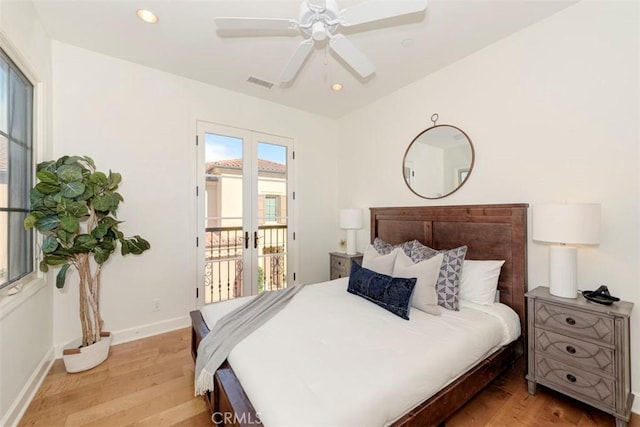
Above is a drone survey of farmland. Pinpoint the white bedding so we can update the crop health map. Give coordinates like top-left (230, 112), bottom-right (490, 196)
top-left (201, 278), bottom-right (520, 427)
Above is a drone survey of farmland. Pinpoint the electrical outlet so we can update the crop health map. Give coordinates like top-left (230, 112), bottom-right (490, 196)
top-left (152, 298), bottom-right (160, 312)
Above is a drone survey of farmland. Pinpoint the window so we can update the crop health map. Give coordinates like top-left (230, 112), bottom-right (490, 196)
top-left (264, 195), bottom-right (279, 223)
top-left (0, 48), bottom-right (34, 290)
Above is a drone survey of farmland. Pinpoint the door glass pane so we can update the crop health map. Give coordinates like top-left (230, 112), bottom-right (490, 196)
top-left (204, 133), bottom-right (244, 303)
top-left (257, 142), bottom-right (287, 293)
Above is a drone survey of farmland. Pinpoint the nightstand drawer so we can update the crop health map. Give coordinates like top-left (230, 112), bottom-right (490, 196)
top-left (330, 257), bottom-right (350, 272)
top-left (330, 262), bottom-right (350, 280)
top-left (535, 329), bottom-right (614, 374)
top-left (534, 355), bottom-right (615, 407)
top-left (534, 301), bottom-right (614, 344)
top-left (330, 271), bottom-right (346, 280)
top-left (329, 252), bottom-right (363, 280)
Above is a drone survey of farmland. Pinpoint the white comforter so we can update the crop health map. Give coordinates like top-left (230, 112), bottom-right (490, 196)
top-left (201, 278), bottom-right (520, 427)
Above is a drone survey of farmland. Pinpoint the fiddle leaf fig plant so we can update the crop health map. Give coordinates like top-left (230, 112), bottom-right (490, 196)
top-left (24, 155), bottom-right (150, 347)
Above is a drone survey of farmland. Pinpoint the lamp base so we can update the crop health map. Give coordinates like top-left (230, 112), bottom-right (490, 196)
top-left (345, 229), bottom-right (357, 255)
top-left (549, 245), bottom-right (578, 299)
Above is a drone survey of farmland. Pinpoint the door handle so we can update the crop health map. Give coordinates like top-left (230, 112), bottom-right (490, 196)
top-left (245, 231), bottom-right (249, 249)
top-left (254, 231), bottom-right (258, 249)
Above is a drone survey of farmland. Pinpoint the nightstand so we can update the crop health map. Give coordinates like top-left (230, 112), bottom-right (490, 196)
top-left (525, 286), bottom-right (634, 427)
top-left (329, 252), bottom-right (363, 280)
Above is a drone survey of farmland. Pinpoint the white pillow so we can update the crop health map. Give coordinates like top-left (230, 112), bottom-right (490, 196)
top-left (458, 260), bottom-right (505, 306)
top-left (393, 250), bottom-right (443, 316)
top-left (362, 245), bottom-right (400, 276)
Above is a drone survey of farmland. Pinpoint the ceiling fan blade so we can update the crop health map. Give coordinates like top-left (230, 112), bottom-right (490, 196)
top-left (340, 0), bottom-right (428, 27)
top-left (280, 39), bottom-right (315, 83)
top-left (215, 17), bottom-right (299, 31)
top-left (329, 34), bottom-right (375, 78)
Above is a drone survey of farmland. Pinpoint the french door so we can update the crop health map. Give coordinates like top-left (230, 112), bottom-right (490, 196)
top-left (196, 122), bottom-right (295, 305)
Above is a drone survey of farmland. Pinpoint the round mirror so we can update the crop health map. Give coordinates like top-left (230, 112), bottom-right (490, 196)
top-left (403, 124), bottom-right (475, 199)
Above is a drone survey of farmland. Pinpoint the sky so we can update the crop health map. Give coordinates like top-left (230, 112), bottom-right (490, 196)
top-left (205, 133), bottom-right (286, 164)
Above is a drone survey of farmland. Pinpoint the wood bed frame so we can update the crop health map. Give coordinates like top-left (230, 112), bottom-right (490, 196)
top-left (191, 203), bottom-right (528, 426)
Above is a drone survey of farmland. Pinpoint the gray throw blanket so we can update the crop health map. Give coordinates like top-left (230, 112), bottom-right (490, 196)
top-left (195, 284), bottom-right (304, 396)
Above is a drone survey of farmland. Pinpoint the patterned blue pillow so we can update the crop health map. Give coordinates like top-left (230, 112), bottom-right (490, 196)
top-left (347, 262), bottom-right (417, 320)
top-left (409, 240), bottom-right (439, 263)
top-left (411, 241), bottom-right (467, 311)
top-left (373, 237), bottom-right (415, 257)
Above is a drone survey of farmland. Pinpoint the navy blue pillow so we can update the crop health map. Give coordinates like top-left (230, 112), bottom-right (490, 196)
top-left (347, 262), bottom-right (417, 320)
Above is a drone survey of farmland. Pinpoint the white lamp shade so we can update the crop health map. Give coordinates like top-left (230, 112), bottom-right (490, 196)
top-left (339, 208), bottom-right (363, 230)
top-left (533, 203), bottom-right (600, 245)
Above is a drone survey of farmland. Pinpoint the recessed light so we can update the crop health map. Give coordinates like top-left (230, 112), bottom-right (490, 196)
top-left (331, 83), bottom-right (343, 91)
top-left (137, 9), bottom-right (158, 24)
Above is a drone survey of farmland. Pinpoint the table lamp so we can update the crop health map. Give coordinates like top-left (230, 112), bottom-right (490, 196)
top-left (533, 203), bottom-right (600, 298)
top-left (340, 208), bottom-right (363, 255)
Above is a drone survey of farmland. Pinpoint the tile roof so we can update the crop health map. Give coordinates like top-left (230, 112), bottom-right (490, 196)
top-left (206, 158), bottom-right (286, 174)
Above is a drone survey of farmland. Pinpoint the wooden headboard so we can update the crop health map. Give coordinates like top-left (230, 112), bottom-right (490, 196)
top-left (370, 203), bottom-right (528, 335)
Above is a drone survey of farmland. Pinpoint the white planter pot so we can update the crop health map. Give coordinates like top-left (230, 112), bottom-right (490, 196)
top-left (62, 333), bottom-right (112, 373)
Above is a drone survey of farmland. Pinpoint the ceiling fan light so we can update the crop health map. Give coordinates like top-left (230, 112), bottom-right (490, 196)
top-left (311, 21), bottom-right (327, 41)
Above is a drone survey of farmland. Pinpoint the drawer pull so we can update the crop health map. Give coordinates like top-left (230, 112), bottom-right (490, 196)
top-left (565, 317), bottom-right (576, 326)
top-left (566, 345), bottom-right (576, 354)
top-left (566, 374), bottom-right (577, 383)
top-left (337, 274), bottom-right (342, 278)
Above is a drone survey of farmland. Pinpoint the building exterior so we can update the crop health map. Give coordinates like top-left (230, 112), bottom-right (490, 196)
top-left (204, 158), bottom-right (288, 302)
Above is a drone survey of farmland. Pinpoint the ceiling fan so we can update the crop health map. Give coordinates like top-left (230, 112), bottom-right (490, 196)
top-left (215, 0), bottom-right (428, 84)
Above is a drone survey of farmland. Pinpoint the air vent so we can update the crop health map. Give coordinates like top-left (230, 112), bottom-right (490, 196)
top-left (247, 76), bottom-right (274, 89)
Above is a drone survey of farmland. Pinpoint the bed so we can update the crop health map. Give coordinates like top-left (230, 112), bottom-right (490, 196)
top-left (190, 203), bottom-right (528, 426)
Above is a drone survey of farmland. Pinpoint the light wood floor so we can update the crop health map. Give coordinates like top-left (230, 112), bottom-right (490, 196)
top-left (19, 328), bottom-right (639, 427)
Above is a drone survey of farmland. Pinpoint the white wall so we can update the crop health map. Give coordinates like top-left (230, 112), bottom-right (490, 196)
top-left (0, 1), bottom-right (53, 425)
top-left (51, 41), bottom-right (339, 350)
top-left (337, 0), bottom-right (640, 410)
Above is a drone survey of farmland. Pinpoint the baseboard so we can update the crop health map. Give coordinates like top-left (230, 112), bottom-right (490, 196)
top-left (109, 315), bottom-right (191, 347)
top-left (1, 348), bottom-right (55, 427)
top-left (633, 391), bottom-right (640, 416)
top-left (54, 315), bottom-right (191, 357)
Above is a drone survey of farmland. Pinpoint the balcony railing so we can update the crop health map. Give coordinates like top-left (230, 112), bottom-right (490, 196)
top-left (204, 225), bottom-right (287, 304)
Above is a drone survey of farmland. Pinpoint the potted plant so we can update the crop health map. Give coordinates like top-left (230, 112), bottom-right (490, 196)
top-left (24, 155), bottom-right (150, 372)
